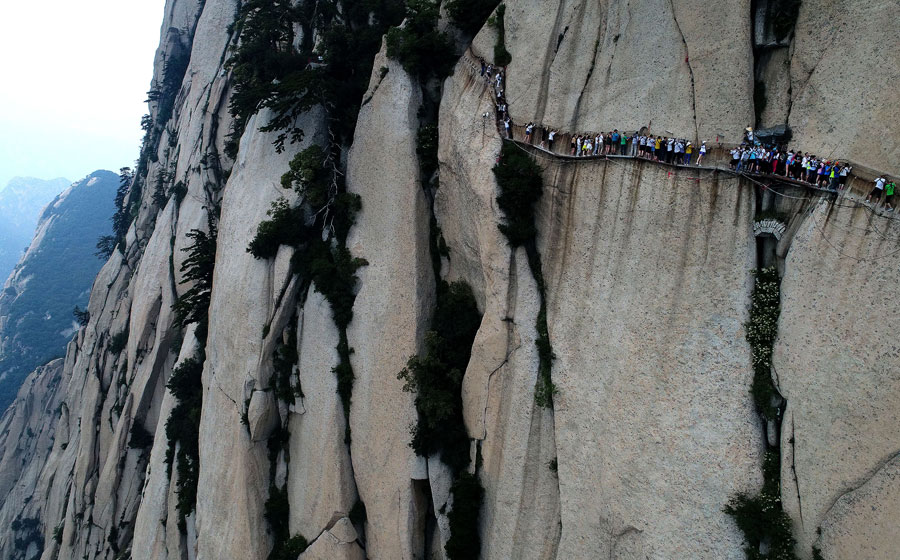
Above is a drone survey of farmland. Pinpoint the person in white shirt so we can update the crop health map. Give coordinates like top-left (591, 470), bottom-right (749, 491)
top-left (867, 176), bottom-right (887, 203)
top-left (547, 129), bottom-right (557, 152)
top-left (838, 164), bottom-right (851, 190)
top-left (696, 141), bottom-right (708, 166)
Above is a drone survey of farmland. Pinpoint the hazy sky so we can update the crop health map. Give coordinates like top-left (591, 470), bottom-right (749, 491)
top-left (0, 1), bottom-right (166, 191)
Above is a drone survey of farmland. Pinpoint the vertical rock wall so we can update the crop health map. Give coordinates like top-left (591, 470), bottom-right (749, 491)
top-left (775, 200), bottom-right (900, 559)
top-left (480, 0), bottom-right (754, 143)
top-left (1, 1), bottom-right (899, 559)
top-left (345, 49), bottom-right (435, 560)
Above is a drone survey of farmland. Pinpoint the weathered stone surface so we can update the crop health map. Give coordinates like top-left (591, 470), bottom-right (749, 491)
top-left (288, 288), bottom-right (357, 540)
top-left (247, 390), bottom-right (278, 442)
top-left (541, 161), bottom-right (761, 559)
top-left (0, 360), bottom-right (66, 560)
top-left (439, 49), bottom-right (562, 560)
top-left (775, 200), bottom-right (900, 559)
top-left (476, 250), bottom-right (562, 560)
top-left (197, 106), bottom-right (323, 560)
top-left (816, 454), bottom-right (900, 560)
top-left (758, 47), bottom-right (792, 128)
top-left (4, 1), bottom-right (900, 559)
top-left (298, 518), bottom-right (365, 560)
top-left (474, 0), bottom-right (753, 143)
top-left (345, 47), bottom-right (434, 560)
top-left (132, 326), bottom-right (202, 560)
top-left (787, 0), bottom-right (900, 175)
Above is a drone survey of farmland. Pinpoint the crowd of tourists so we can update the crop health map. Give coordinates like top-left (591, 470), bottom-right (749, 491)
top-left (472, 56), bottom-right (895, 210)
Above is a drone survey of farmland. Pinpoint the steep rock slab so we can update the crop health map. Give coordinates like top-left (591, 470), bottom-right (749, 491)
top-left (438, 54), bottom-right (563, 559)
top-left (476, 250), bottom-right (562, 560)
top-left (0, 360), bottom-right (66, 560)
top-left (541, 160), bottom-right (761, 558)
top-left (197, 108), bottom-right (322, 560)
top-left (774, 200), bottom-right (900, 558)
top-left (288, 288), bottom-right (357, 540)
top-left (816, 453), bottom-right (900, 560)
top-left (477, 0), bottom-right (752, 142)
top-left (345, 50), bottom-right (434, 560)
top-left (298, 517), bottom-right (365, 560)
top-left (132, 326), bottom-right (202, 560)
top-left (788, 0), bottom-right (900, 175)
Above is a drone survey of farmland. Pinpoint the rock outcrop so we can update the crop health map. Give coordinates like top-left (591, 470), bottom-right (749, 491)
top-left (775, 200), bottom-right (900, 559)
top-left (0, 1), bottom-right (898, 560)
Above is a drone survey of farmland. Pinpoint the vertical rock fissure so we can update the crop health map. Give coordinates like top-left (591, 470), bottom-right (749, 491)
top-left (789, 414), bottom-right (804, 526)
top-left (493, 142), bottom-right (557, 407)
top-left (570, 33), bottom-right (602, 131)
top-left (533, 0), bottom-right (570, 125)
top-left (668, 0), bottom-right (700, 142)
top-left (725, 186), bottom-right (800, 559)
top-left (751, 0), bottom-right (801, 127)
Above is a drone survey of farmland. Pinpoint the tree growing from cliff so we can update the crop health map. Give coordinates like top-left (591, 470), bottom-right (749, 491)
top-left (385, 0), bottom-right (456, 78)
top-left (493, 143), bottom-right (557, 407)
top-left (164, 354), bottom-right (204, 532)
top-left (445, 0), bottom-right (502, 36)
top-left (398, 281), bottom-right (481, 474)
top-left (172, 211), bottom-right (218, 339)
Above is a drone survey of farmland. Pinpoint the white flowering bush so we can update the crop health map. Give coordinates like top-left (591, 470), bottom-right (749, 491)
top-left (746, 267), bottom-right (781, 418)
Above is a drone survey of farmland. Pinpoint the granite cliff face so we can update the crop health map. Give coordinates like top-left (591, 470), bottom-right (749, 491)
top-left (1, 1), bottom-right (898, 560)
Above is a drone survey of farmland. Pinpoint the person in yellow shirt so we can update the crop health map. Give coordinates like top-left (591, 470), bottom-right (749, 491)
top-left (654, 137), bottom-right (662, 162)
top-left (684, 142), bottom-right (693, 165)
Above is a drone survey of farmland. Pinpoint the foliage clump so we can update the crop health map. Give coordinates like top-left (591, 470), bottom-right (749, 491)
top-left (225, 0), bottom-right (407, 156)
top-left (745, 267), bottom-right (781, 419)
top-left (109, 330), bottom-right (128, 355)
top-left (725, 452), bottom-right (799, 560)
top-left (726, 267), bottom-right (800, 559)
top-left (445, 0), bottom-right (502, 36)
top-left (444, 471), bottom-right (484, 560)
top-left (493, 143), bottom-right (557, 406)
top-left (247, 198), bottom-right (306, 260)
top-left (386, 0), bottom-right (456, 78)
top-left (249, 147), bottom-right (365, 428)
top-left (73, 306), bottom-right (90, 327)
top-left (164, 355), bottom-right (204, 532)
top-left (172, 212), bottom-right (218, 340)
top-left (493, 143), bottom-right (544, 246)
top-left (128, 421), bottom-right (153, 450)
top-left (489, 4), bottom-right (512, 66)
top-left (398, 281), bottom-right (481, 474)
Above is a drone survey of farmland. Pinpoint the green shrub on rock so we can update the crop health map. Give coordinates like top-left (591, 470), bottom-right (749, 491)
top-left (445, 0), bottom-right (502, 36)
top-left (445, 471), bottom-right (484, 560)
top-left (493, 143), bottom-right (544, 247)
top-left (386, 0), bottom-right (456, 78)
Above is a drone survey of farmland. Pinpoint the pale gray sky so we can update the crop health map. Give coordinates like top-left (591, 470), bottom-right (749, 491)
top-left (0, 0), bottom-right (166, 191)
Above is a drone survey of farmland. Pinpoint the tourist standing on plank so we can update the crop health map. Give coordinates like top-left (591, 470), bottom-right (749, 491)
top-left (884, 180), bottom-right (896, 211)
top-left (867, 176), bottom-right (887, 203)
top-left (839, 163), bottom-right (851, 190)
